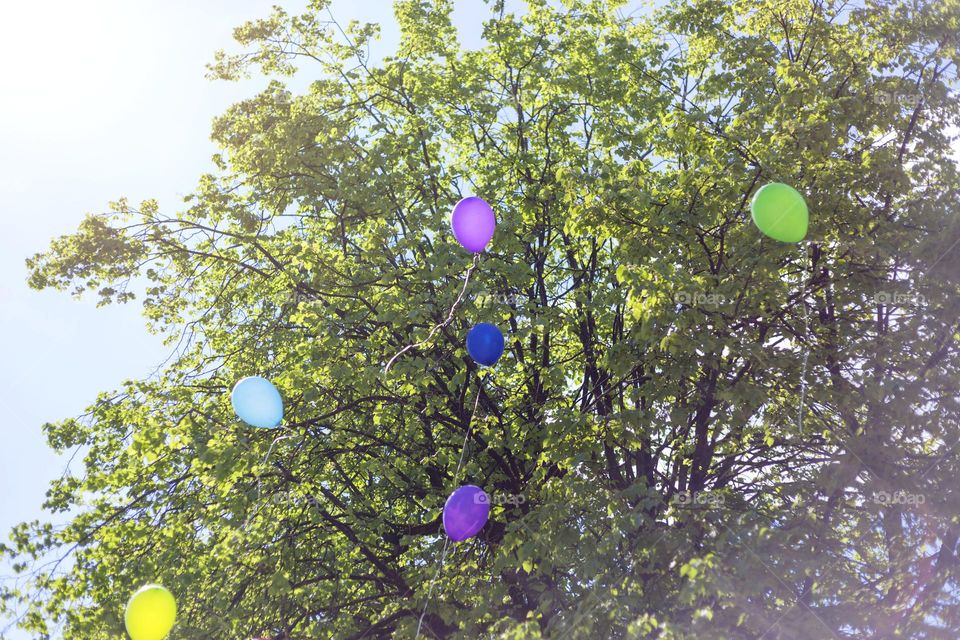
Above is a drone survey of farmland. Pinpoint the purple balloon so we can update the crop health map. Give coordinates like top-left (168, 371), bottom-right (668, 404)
top-left (450, 196), bottom-right (496, 253)
top-left (442, 485), bottom-right (490, 541)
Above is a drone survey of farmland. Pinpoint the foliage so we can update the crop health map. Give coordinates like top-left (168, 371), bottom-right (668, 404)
top-left (4, 0), bottom-right (960, 638)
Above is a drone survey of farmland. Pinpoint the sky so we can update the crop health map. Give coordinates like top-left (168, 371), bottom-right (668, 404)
top-left (0, 1), bottom-right (515, 636)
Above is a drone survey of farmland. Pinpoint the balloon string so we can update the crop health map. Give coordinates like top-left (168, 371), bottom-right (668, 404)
top-left (242, 430), bottom-right (293, 531)
top-left (797, 243), bottom-right (810, 434)
top-left (414, 537), bottom-right (450, 639)
top-left (384, 254), bottom-right (480, 375)
top-left (414, 374), bottom-right (485, 639)
top-left (452, 376), bottom-right (484, 487)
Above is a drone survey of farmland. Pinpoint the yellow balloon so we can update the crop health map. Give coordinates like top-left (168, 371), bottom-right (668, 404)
top-left (124, 584), bottom-right (177, 640)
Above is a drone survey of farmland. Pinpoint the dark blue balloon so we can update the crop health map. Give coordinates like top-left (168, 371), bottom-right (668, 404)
top-left (466, 323), bottom-right (504, 366)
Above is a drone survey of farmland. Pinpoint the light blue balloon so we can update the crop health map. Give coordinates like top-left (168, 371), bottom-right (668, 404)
top-left (231, 376), bottom-right (283, 428)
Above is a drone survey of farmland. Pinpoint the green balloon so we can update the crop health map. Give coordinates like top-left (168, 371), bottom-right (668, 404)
top-left (750, 182), bottom-right (808, 243)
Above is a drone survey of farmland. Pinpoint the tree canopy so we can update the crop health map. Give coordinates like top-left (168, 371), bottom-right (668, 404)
top-left (4, 0), bottom-right (960, 638)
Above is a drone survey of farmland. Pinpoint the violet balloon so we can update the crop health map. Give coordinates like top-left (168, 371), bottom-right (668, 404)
top-left (450, 196), bottom-right (496, 253)
top-left (443, 485), bottom-right (490, 541)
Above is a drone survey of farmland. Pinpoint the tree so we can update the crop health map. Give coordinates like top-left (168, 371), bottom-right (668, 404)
top-left (3, 0), bottom-right (960, 637)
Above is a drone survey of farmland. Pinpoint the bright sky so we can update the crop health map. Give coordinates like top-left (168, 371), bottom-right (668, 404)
top-left (0, 3), bottom-right (298, 635)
